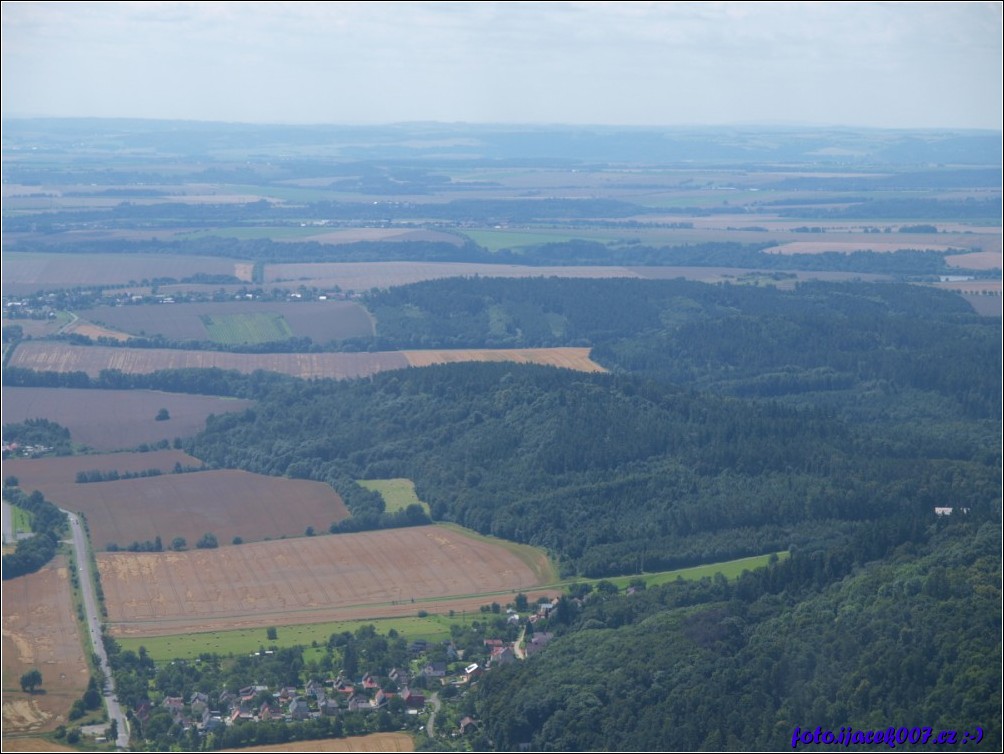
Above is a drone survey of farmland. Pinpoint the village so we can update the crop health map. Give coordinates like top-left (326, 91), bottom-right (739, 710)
top-left (106, 600), bottom-right (559, 750)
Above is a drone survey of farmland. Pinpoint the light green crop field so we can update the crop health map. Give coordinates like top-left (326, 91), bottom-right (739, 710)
top-left (199, 312), bottom-right (293, 344)
top-left (461, 229), bottom-right (619, 250)
top-left (359, 478), bottom-right (430, 514)
top-left (118, 614), bottom-right (459, 661)
top-left (568, 551), bottom-right (789, 592)
top-left (11, 505), bottom-right (33, 535)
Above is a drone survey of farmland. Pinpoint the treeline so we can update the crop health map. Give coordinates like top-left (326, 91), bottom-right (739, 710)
top-left (76, 468), bottom-right (163, 483)
top-left (2, 418), bottom-right (73, 455)
top-left (474, 518), bottom-right (1001, 751)
top-left (1, 485), bottom-right (68, 579)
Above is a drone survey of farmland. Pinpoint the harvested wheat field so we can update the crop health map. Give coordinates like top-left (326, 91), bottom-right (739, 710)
top-left (1, 557), bottom-right (89, 735)
top-left (403, 347), bottom-right (605, 372)
top-left (8, 342), bottom-right (604, 379)
top-left (945, 251), bottom-right (1003, 270)
top-left (0, 737), bottom-right (78, 752)
top-left (220, 732), bottom-right (414, 752)
top-left (99, 525), bottom-right (553, 638)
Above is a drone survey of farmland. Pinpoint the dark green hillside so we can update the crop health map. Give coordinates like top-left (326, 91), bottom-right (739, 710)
top-left (475, 519), bottom-right (1001, 751)
top-left (367, 278), bottom-right (1000, 421)
top-left (188, 362), bottom-right (997, 577)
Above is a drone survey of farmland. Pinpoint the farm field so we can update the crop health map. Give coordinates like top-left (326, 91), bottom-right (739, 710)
top-left (75, 300), bottom-right (375, 343)
top-left (4, 463), bottom-right (348, 550)
top-left (1, 556), bottom-right (90, 737)
top-left (118, 614), bottom-right (458, 661)
top-left (3, 449), bottom-right (202, 489)
top-left (960, 292), bottom-right (1003, 316)
top-left (1, 388), bottom-right (252, 451)
top-left (0, 252), bottom-right (249, 295)
top-left (7, 341), bottom-right (409, 379)
top-left (98, 524), bottom-right (556, 638)
top-left (945, 251), bottom-right (1004, 270)
top-left (763, 240), bottom-right (963, 254)
top-left (0, 737), bottom-right (78, 752)
top-left (403, 347), bottom-right (605, 372)
top-left (7, 342), bottom-right (604, 378)
top-left (219, 732), bottom-right (415, 752)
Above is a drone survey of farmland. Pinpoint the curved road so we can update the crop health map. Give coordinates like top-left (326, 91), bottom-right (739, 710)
top-left (65, 510), bottom-right (130, 750)
top-left (426, 692), bottom-right (441, 739)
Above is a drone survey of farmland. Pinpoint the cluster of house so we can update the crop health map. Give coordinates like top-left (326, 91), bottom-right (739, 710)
top-left (145, 632), bottom-right (553, 735)
top-left (2, 441), bottom-right (54, 458)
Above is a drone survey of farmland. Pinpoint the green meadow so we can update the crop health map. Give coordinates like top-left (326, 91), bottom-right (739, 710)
top-left (200, 312), bottom-right (293, 344)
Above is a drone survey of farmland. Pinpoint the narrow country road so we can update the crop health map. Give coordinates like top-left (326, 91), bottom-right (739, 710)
top-left (426, 692), bottom-right (441, 739)
top-left (65, 510), bottom-right (130, 750)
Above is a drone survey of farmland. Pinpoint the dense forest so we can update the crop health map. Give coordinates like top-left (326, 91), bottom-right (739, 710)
top-left (474, 517), bottom-right (1001, 751)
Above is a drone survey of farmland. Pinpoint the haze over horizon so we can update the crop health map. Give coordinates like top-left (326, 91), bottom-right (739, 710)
top-left (2, 1), bottom-right (1001, 131)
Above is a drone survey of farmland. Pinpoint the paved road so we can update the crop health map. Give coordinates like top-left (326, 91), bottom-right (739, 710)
top-left (65, 510), bottom-right (130, 750)
top-left (426, 692), bottom-right (441, 739)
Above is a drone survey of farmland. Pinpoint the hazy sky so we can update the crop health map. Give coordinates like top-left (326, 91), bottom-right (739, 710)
top-left (2, 1), bottom-right (1001, 129)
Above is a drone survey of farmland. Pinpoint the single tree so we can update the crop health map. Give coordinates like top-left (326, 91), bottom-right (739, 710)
top-left (155, 408), bottom-right (170, 421)
top-left (19, 669), bottom-right (42, 693)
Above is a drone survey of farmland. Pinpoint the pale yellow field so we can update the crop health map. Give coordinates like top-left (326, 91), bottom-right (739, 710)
top-left (8, 342), bottom-right (604, 379)
top-left (404, 347), bottom-right (605, 372)
top-left (2, 557), bottom-right (90, 735)
top-left (0, 737), bottom-right (79, 752)
top-left (944, 251), bottom-right (1003, 270)
top-left (99, 525), bottom-right (553, 638)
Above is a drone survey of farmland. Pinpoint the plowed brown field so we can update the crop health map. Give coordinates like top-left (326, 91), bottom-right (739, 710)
top-left (1, 388), bottom-right (252, 451)
top-left (99, 526), bottom-right (552, 638)
top-left (3, 454), bottom-right (348, 549)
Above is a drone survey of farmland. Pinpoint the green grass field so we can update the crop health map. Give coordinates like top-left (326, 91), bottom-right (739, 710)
top-left (11, 505), bottom-right (33, 536)
top-left (118, 614), bottom-right (459, 661)
top-left (359, 478), bottom-right (430, 514)
top-left (200, 312), bottom-right (293, 344)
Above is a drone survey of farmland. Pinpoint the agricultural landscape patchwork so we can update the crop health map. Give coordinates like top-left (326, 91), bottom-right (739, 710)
top-left (1, 121), bottom-right (1000, 751)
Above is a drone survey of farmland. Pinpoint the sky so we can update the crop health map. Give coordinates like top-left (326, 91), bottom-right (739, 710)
top-left (2, 1), bottom-right (1001, 129)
